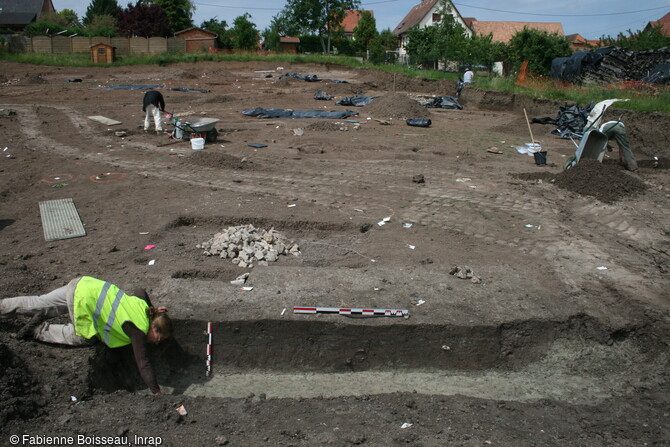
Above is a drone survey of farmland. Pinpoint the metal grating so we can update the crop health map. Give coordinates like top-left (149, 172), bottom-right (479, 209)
top-left (39, 198), bottom-right (87, 242)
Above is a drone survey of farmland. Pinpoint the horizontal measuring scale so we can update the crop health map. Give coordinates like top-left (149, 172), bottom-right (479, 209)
top-left (294, 306), bottom-right (409, 317)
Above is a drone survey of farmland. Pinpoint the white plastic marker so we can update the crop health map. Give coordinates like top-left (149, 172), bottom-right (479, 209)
top-left (206, 322), bottom-right (213, 376)
top-left (294, 306), bottom-right (408, 317)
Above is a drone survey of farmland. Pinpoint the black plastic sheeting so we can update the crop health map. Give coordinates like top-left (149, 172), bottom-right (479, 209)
top-left (531, 103), bottom-right (594, 138)
top-left (279, 72), bottom-right (349, 83)
top-left (243, 107), bottom-right (358, 119)
top-left (423, 96), bottom-right (463, 110)
top-left (642, 63), bottom-right (670, 84)
top-left (551, 47), bottom-right (614, 82)
top-left (406, 118), bottom-right (432, 127)
top-left (313, 91), bottom-right (334, 100)
top-left (167, 87), bottom-right (211, 93)
top-left (336, 95), bottom-right (373, 107)
top-left (99, 84), bottom-right (162, 90)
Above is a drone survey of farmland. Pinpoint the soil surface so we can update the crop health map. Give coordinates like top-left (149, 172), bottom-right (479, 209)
top-left (1, 61), bottom-right (670, 447)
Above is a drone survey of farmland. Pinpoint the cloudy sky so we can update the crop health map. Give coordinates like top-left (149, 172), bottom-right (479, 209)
top-left (52, 0), bottom-right (670, 40)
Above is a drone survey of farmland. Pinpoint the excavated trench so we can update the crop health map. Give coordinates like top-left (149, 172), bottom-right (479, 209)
top-left (88, 315), bottom-right (668, 405)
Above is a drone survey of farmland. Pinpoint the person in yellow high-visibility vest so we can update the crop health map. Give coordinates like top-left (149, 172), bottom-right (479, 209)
top-left (0, 276), bottom-right (172, 394)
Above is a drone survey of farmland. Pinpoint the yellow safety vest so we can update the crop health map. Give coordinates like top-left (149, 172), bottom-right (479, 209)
top-left (73, 276), bottom-right (150, 347)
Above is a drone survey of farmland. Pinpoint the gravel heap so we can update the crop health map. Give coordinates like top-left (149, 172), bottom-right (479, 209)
top-left (197, 224), bottom-right (300, 268)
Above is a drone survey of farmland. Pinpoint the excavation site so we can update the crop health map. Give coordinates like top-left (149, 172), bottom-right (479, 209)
top-left (1, 60), bottom-right (669, 446)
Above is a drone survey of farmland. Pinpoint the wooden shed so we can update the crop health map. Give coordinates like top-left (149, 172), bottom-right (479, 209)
top-left (90, 43), bottom-right (115, 64)
top-left (279, 37), bottom-right (300, 54)
top-left (174, 27), bottom-right (217, 53)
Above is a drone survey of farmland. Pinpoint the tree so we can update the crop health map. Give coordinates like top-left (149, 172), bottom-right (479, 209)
top-left (229, 13), bottom-right (259, 50)
top-left (38, 10), bottom-right (80, 28)
top-left (85, 14), bottom-right (118, 37)
top-left (352, 10), bottom-right (377, 54)
top-left (115, 1), bottom-right (171, 37)
top-left (84, 0), bottom-right (119, 25)
top-left (261, 18), bottom-right (284, 52)
top-left (146, 0), bottom-right (195, 33)
top-left (277, 0), bottom-right (360, 53)
top-left (507, 28), bottom-right (571, 76)
top-left (201, 17), bottom-right (231, 48)
top-left (601, 25), bottom-right (670, 50)
top-left (368, 29), bottom-right (398, 64)
top-left (404, 0), bottom-right (469, 68)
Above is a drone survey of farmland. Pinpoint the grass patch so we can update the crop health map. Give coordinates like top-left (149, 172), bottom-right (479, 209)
top-left (476, 77), bottom-right (670, 114)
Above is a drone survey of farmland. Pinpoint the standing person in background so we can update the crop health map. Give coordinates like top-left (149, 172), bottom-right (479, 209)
top-left (143, 90), bottom-right (165, 134)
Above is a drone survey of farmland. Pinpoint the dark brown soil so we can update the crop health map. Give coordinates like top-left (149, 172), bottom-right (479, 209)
top-left (363, 92), bottom-right (431, 119)
top-left (513, 159), bottom-right (649, 203)
top-left (1, 60), bottom-right (669, 447)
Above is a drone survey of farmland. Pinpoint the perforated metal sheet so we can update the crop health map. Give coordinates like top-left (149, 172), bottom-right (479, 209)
top-left (39, 198), bottom-right (86, 242)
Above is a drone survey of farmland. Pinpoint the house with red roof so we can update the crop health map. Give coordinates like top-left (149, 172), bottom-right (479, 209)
top-left (468, 20), bottom-right (564, 43)
top-left (341, 10), bottom-right (373, 39)
top-left (393, 0), bottom-right (472, 61)
top-left (645, 11), bottom-right (670, 36)
top-left (393, 0), bottom-right (566, 68)
top-left (565, 33), bottom-right (604, 50)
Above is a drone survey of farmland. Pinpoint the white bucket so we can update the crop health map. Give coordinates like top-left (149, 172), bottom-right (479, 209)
top-left (191, 137), bottom-right (205, 150)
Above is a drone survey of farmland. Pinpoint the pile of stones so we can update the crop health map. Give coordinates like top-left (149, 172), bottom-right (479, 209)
top-left (449, 266), bottom-right (482, 284)
top-left (197, 224), bottom-right (300, 268)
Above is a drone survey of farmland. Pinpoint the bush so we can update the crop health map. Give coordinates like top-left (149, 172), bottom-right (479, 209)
top-left (507, 28), bottom-right (571, 77)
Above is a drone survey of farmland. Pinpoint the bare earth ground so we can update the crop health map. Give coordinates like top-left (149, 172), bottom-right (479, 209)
top-left (1, 60), bottom-right (669, 446)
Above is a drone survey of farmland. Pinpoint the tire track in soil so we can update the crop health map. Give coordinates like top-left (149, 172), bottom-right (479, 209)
top-left (13, 104), bottom-right (667, 302)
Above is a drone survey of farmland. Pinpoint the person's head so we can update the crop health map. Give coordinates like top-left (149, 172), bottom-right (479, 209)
top-left (146, 311), bottom-right (172, 345)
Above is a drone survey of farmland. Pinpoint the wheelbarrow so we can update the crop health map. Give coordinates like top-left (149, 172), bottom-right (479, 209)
top-left (169, 115), bottom-right (219, 142)
top-left (564, 129), bottom-right (608, 170)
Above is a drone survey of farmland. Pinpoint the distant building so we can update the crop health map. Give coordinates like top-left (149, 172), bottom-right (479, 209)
top-left (279, 37), bottom-right (300, 54)
top-left (645, 11), bottom-right (670, 36)
top-left (467, 20), bottom-right (564, 43)
top-left (393, 0), bottom-right (472, 62)
top-left (565, 33), bottom-right (603, 50)
top-left (394, 0), bottom-right (566, 70)
top-left (174, 27), bottom-right (217, 52)
top-left (340, 10), bottom-right (373, 39)
top-left (0, 0), bottom-right (55, 32)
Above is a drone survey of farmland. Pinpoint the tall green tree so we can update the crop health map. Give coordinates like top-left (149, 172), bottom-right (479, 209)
top-left (405, 0), bottom-right (469, 68)
top-left (229, 13), bottom-right (259, 50)
top-left (277, 0), bottom-right (360, 53)
top-left (84, 0), bottom-right (119, 25)
top-left (201, 17), bottom-right (231, 48)
top-left (146, 0), bottom-right (195, 33)
top-left (85, 14), bottom-right (117, 36)
top-left (507, 28), bottom-right (571, 76)
top-left (261, 17), bottom-right (285, 52)
top-left (368, 28), bottom-right (398, 64)
top-left (352, 10), bottom-right (377, 54)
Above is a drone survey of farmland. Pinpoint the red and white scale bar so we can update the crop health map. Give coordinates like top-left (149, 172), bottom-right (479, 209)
top-left (206, 322), bottom-right (213, 377)
top-left (294, 306), bottom-right (408, 317)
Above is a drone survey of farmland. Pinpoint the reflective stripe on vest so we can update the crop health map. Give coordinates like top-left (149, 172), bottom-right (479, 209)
top-left (92, 282), bottom-right (126, 346)
top-left (73, 276), bottom-right (150, 347)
